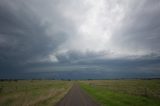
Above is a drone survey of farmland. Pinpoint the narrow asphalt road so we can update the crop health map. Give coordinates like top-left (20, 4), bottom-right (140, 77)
top-left (56, 83), bottom-right (99, 106)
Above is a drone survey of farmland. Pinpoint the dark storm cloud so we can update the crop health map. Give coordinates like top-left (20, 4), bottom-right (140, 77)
top-left (0, 0), bottom-right (71, 74)
top-left (0, 0), bottom-right (160, 79)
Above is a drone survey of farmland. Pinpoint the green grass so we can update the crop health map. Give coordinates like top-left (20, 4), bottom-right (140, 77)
top-left (0, 80), bottom-right (72, 106)
top-left (80, 80), bottom-right (160, 106)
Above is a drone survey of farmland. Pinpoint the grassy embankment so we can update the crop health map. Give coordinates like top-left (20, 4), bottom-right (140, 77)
top-left (80, 80), bottom-right (160, 106)
top-left (0, 80), bottom-right (72, 106)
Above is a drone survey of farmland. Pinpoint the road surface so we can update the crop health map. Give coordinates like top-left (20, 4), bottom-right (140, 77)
top-left (56, 83), bottom-right (99, 106)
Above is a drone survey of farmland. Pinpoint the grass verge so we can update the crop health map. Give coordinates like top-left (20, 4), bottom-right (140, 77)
top-left (0, 80), bottom-right (72, 106)
top-left (80, 80), bottom-right (160, 106)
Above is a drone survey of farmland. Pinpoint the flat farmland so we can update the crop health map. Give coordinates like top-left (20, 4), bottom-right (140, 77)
top-left (80, 79), bottom-right (160, 106)
top-left (1, 79), bottom-right (160, 106)
top-left (0, 80), bottom-right (72, 106)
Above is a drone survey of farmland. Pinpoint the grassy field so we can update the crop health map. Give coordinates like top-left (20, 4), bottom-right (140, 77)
top-left (80, 79), bottom-right (160, 106)
top-left (0, 80), bottom-right (72, 106)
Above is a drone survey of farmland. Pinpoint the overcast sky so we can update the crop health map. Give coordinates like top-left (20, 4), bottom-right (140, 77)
top-left (0, 0), bottom-right (160, 79)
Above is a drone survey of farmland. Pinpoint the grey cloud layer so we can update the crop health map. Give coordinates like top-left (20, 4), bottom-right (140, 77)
top-left (0, 0), bottom-right (160, 79)
top-left (0, 0), bottom-right (70, 72)
top-left (112, 0), bottom-right (160, 54)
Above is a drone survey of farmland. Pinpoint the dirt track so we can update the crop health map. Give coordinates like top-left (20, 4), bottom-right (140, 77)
top-left (56, 83), bottom-right (99, 106)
